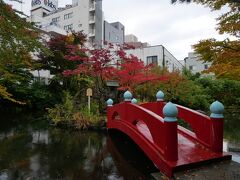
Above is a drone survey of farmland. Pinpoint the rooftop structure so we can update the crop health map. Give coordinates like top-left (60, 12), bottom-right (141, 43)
top-left (125, 34), bottom-right (138, 43)
top-left (124, 34), bottom-right (150, 48)
top-left (104, 21), bottom-right (125, 44)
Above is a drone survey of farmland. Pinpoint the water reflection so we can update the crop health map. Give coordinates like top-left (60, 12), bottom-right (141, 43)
top-left (223, 110), bottom-right (240, 163)
top-left (0, 125), bottom-right (158, 179)
top-left (108, 130), bottom-right (158, 179)
top-left (32, 130), bottom-right (50, 145)
top-left (223, 140), bottom-right (240, 163)
top-left (224, 110), bottom-right (240, 142)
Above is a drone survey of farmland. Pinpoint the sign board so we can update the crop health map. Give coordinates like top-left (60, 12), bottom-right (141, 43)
top-left (106, 80), bottom-right (119, 87)
top-left (31, 0), bottom-right (58, 11)
top-left (86, 88), bottom-right (93, 96)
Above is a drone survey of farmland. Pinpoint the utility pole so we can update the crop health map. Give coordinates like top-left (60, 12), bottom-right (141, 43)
top-left (162, 46), bottom-right (165, 68)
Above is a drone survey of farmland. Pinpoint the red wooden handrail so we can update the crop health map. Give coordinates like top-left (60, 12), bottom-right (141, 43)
top-left (176, 104), bottom-right (212, 148)
top-left (141, 102), bottom-right (211, 144)
top-left (141, 101), bottom-right (224, 152)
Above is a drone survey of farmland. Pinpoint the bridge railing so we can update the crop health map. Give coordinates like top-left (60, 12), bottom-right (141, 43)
top-left (107, 91), bottom-right (179, 161)
top-left (140, 90), bottom-right (225, 152)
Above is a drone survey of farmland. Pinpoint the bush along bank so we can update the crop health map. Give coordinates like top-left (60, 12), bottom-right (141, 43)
top-left (47, 91), bottom-right (106, 130)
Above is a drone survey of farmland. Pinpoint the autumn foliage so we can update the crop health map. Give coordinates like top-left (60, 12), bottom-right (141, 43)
top-left (0, 0), bottom-right (46, 103)
top-left (191, 0), bottom-right (240, 80)
top-left (172, 0), bottom-right (240, 80)
top-left (63, 44), bottom-right (115, 80)
top-left (193, 39), bottom-right (240, 80)
top-left (63, 41), bottom-right (167, 92)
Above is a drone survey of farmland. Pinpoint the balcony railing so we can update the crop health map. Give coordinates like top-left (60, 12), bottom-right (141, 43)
top-left (89, 3), bottom-right (95, 11)
top-left (89, 29), bottom-right (95, 37)
top-left (89, 16), bottom-right (95, 24)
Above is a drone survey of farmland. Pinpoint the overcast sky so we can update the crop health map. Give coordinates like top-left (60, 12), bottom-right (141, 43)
top-left (7, 0), bottom-right (228, 60)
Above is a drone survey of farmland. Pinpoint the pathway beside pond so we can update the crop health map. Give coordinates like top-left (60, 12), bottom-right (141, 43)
top-left (152, 160), bottom-right (240, 180)
top-left (174, 160), bottom-right (240, 180)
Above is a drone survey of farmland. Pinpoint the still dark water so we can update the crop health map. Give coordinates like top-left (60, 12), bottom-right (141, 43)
top-left (0, 112), bottom-right (240, 180)
top-left (0, 115), bottom-right (158, 180)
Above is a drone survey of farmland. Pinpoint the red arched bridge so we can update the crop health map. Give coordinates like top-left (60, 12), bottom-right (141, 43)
top-left (106, 90), bottom-right (232, 177)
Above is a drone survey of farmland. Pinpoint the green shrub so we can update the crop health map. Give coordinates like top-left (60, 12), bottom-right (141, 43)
top-left (196, 78), bottom-right (240, 107)
top-left (47, 91), bottom-right (104, 129)
top-left (136, 78), bottom-right (211, 111)
top-left (29, 81), bottom-right (60, 110)
top-left (48, 91), bottom-right (75, 124)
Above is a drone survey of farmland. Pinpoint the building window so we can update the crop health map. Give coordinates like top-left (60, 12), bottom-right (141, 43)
top-left (117, 60), bottom-right (122, 66)
top-left (33, 77), bottom-right (49, 85)
top-left (89, 37), bottom-right (95, 45)
top-left (52, 17), bottom-right (60, 22)
top-left (204, 64), bottom-right (209, 70)
top-left (189, 65), bottom-right (196, 71)
top-left (147, 56), bottom-right (158, 66)
top-left (64, 24), bottom-right (73, 31)
top-left (64, 12), bottom-right (73, 20)
top-left (89, 15), bottom-right (95, 21)
top-left (89, 0), bottom-right (95, 9)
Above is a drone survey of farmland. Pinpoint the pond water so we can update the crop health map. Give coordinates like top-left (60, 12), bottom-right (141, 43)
top-left (0, 112), bottom-right (239, 179)
top-left (0, 116), bottom-right (158, 180)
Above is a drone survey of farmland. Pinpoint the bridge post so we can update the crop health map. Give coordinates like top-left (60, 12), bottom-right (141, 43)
top-left (106, 99), bottom-right (113, 127)
top-left (107, 99), bottom-right (113, 107)
top-left (131, 98), bottom-right (138, 104)
top-left (156, 90), bottom-right (164, 102)
top-left (156, 90), bottom-right (165, 116)
top-left (163, 102), bottom-right (178, 161)
top-left (210, 101), bottom-right (224, 152)
top-left (124, 91), bottom-right (132, 103)
top-left (122, 91), bottom-right (132, 120)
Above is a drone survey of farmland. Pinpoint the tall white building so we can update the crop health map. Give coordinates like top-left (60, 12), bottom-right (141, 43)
top-left (30, 0), bottom-right (125, 46)
top-left (31, 0), bottom-right (103, 46)
top-left (29, 0), bottom-right (126, 83)
top-left (125, 45), bottom-right (184, 72)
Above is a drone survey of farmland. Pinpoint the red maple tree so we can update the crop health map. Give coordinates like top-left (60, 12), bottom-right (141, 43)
top-left (63, 42), bottom-right (168, 94)
top-left (63, 43), bottom-right (115, 80)
top-left (113, 50), bottom-right (168, 92)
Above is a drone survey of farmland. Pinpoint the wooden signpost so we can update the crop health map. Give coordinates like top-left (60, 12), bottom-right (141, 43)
top-left (86, 88), bottom-right (92, 113)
